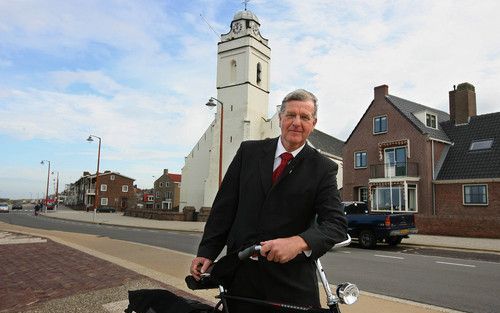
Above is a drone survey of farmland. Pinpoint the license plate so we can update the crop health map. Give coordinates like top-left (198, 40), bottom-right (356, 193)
top-left (400, 229), bottom-right (410, 235)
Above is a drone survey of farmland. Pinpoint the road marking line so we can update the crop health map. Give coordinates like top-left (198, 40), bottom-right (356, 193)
top-left (340, 251), bottom-right (351, 254)
top-left (374, 254), bottom-right (405, 259)
top-left (436, 261), bottom-right (476, 268)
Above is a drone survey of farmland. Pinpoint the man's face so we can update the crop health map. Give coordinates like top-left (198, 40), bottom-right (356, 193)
top-left (279, 99), bottom-right (317, 151)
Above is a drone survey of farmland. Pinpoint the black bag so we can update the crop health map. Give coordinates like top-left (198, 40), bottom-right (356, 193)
top-left (125, 289), bottom-right (214, 313)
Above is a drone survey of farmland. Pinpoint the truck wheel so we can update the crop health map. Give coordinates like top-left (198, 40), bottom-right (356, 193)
top-left (387, 236), bottom-right (403, 246)
top-left (359, 230), bottom-right (376, 249)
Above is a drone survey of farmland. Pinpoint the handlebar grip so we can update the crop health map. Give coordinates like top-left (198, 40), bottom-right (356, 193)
top-left (238, 245), bottom-right (261, 260)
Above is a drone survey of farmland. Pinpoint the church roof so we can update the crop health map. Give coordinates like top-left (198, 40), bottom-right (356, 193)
top-left (233, 10), bottom-right (260, 23)
top-left (308, 129), bottom-right (344, 158)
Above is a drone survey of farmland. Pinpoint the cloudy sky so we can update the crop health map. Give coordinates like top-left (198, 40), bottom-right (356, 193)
top-left (1, 0), bottom-right (499, 199)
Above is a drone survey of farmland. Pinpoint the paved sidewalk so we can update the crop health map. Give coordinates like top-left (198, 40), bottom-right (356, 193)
top-left (43, 210), bottom-right (500, 253)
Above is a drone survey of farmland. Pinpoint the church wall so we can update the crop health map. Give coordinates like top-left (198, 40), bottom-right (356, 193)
top-left (179, 122), bottom-right (214, 210)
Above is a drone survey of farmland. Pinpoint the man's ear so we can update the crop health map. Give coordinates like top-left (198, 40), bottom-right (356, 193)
top-left (312, 118), bottom-right (317, 127)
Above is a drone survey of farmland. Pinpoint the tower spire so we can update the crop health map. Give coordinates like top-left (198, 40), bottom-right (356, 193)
top-left (243, 0), bottom-right (250, 11)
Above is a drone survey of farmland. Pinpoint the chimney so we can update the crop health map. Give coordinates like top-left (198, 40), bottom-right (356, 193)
top-left (449, 82), bottom-right (477, 125)
top-left (374, 85), bottom-right (389, 101)
top-left (163, 169), bottom-right (168, 175)
top-left (83, 171), bottom-right (90, 176)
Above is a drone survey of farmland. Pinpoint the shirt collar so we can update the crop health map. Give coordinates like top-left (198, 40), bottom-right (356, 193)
top-left (275, 136), bottom-right (306, 159)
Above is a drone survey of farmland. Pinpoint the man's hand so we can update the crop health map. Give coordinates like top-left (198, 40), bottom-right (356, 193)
top-left (260, 236), bottom-right (309, 263)
top-left (190, 256), bottom-right (213, 281)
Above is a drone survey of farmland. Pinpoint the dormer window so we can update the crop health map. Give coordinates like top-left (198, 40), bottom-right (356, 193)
top-left (426, 113), bottom-right (437, 129)
top-left (469, 139), bottom-right (494, 151)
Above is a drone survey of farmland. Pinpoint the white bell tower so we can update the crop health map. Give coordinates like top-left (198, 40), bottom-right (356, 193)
top-left (203, 10), bottom-right (271, 206)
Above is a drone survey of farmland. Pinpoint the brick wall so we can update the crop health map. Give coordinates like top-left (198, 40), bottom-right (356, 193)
top-left (415, 214), bottom-right (500, 238)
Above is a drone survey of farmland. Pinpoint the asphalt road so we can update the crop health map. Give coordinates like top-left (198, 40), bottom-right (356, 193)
top-left (1, 209), bottom-right (499, 313)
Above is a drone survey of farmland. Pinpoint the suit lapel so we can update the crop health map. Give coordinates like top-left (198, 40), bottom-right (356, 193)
top-left (259, 138), bottom-right (278, 193)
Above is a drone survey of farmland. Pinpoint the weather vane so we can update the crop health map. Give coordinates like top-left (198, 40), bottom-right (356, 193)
top-left (243, 0), bottom-right (250, 10)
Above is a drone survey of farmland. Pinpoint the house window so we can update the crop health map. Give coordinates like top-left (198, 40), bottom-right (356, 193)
top-left (371, 187), bottom-right (404, 212)
top-left (373, 115), bottom-right (387, 134)
top-left (122, 185), bottom-right (129, 192)
top-left (166, 191), bottom-right (173, 199)
top-left (384, 147), bottom-right (407, 177)
top-left (426, 113), bottom-right (437, 128)
top-left (147, 196), bottom-right (154, 202)
top-left (354, 151), bottom-right (367, 168)
top-left (110, 175), bottom-right (115, 181)
top-left (463, 185), bottom-right (488, 205)
top-left (166, 182), bottom-right (170, 187)
top-left (159, 182), bottom-right (163, 187)
top-left (358, 187), bottom-right (368, 202)
top-left (100, 198), bottom-right (108, 205)
top-left (469, 139), bottom-right (493, 151)
top-left (100, 184), bottom-right (107, 192)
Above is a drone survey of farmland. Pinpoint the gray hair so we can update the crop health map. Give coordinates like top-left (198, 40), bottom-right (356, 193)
top-left (280, 89), bottom-right (318, 118)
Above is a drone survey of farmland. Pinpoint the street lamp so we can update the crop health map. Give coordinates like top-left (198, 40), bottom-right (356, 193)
top-left (40, 160), bottom-right (50, 211)
top-left (87, 135), bottom-right (101, 210)
top-left (206, 97), bottom-right (224, 187)
top-left (51, 171), bottom-right (59, 210)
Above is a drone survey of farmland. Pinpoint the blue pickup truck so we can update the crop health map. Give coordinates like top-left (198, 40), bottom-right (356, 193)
top-left (342, 201), bottom-right (418, 249)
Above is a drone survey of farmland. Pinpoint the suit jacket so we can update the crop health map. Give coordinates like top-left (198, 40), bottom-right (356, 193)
top-left (197, 137), bottom-right (347, 261)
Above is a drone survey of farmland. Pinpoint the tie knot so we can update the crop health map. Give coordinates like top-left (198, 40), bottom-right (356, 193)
top-left (280, 152), bottom-right (293, 162)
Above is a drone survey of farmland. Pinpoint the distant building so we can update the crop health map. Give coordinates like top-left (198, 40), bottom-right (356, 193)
top-left (68, 171), bottom-right (135, 211)
top-left (343, 83), bottom-right (499, 238)
top-left (153, 169), bottom-right (181, 210)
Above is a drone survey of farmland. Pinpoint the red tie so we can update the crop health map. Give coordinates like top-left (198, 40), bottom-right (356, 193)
top-left (272, 152), bottom-right (293, 183)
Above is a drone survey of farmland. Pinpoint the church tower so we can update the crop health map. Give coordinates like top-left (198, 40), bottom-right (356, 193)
top-left (203, 10), bottom-right (271, 206)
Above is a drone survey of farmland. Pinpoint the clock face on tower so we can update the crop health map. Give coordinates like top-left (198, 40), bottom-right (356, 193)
top-left (251, 24), bottom-right (260, 36)
top-left (232, 22), bottom-right (242, 34)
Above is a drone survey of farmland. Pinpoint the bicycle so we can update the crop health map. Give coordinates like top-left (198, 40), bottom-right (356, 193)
top-left (186, 235), bottom-right (359, 312)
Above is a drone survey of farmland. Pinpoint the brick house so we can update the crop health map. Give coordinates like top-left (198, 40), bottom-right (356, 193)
top-left (70, 171), bottom-right (135, 211)
top-left (343, 83), bottom-right (499, 238)
top-left (153, 169), bottom-right (181, 210)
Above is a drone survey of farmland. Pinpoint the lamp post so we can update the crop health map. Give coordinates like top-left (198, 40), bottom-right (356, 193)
top-left (40, 160), bottom-right (50, 211)
top-left (51, 171), bottom-right (59, 210)
top-left (206, 97), bottom-right (224, 187)
top-left (87, 135), bottom-right (101, 210)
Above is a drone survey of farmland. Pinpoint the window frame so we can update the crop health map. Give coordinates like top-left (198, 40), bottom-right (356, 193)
top-left (469, 139), bottom-right (494, 151)
top-left (354, 151), bottom-right (367, 169)
top-left (426, 113), bottom-right (437, 129)
top-left (121, 185), bottom-right (129, 193)
top-left (373, 115), bottom-right (388, 134)
top-left (100, 184), bottom-right (107, 192)
top-left (463, 184), bottom-right (488, 206)
top-left (110, 175), bottom-right (115, 181)
top-left (100, 197), bottom-right (108, 206)
top-left (358, 187), bottom-right (368, 202)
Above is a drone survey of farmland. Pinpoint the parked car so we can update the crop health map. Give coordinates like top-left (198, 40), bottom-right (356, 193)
top-left (0, 203), bottom-right (9, 213)
top-left (12, 203), bottom-right (23, 210)
top-left (96, 206), bottom-right (116, 213)
top-left (46, 202), bottom-right (56, 210)
top-left (342, 201), bottom-right (418, 249)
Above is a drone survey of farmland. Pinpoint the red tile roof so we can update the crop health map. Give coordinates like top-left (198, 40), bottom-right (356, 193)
top-left (168, 173), bottom-right (181, 183)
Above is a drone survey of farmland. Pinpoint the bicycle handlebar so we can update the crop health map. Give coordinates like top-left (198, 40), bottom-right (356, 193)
top-left (238, 245), bottom-right (261, 260)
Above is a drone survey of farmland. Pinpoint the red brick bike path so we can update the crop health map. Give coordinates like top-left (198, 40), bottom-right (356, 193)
top-left (0, 238), bottom-right (144, 312)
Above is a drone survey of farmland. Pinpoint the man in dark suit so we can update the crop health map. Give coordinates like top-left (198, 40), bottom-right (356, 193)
top-left (190, 89), bottom-right (347, 312)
